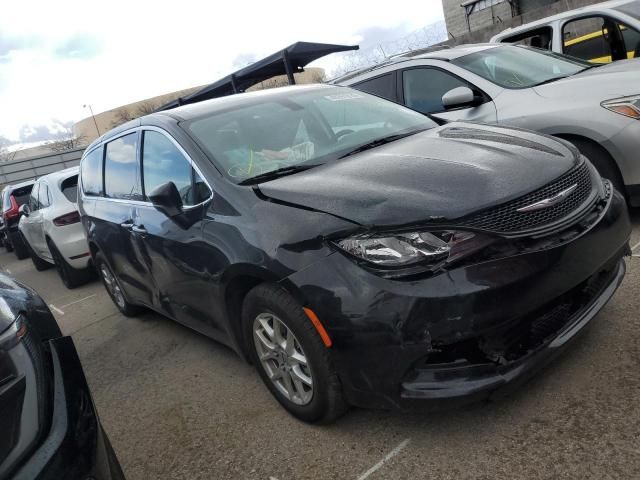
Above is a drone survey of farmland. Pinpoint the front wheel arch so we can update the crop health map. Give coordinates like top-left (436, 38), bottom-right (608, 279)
top-left (554, 134), bottom-right (625, 194)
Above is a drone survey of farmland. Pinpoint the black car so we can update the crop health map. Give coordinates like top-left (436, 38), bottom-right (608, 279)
top-left (77, 84), bottom-right (630, 423)
top-left (0, 273), bottom-right (124, 479)
top-left (2, 181), bottom-right (35, 260)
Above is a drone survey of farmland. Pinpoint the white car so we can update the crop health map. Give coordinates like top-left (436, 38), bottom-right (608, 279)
top-left (491, 0), bottom-right (640, 64)
top-left (19, 167), bottom-right (93, 288)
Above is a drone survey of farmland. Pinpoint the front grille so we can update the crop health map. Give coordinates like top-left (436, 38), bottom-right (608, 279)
top-left (459, 161), bottom-right (594, 234)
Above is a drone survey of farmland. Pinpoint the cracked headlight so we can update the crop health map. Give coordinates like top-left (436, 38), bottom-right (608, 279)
top-left (601, 95), bottom-right (640, 119)
top-left (335, 230), bottom-right (494, 276)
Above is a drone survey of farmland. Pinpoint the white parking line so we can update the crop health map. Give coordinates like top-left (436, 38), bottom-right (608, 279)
top-left (5, 268), bottom-right (11, 274)
top-left (60, 294), bottom-right (96, 309)
top-left (49, 304), bottom-right (65, 316)
top-left (356, 438), bottom-right (411, 480)
top-left (631, 240), bottom-right (640, 252)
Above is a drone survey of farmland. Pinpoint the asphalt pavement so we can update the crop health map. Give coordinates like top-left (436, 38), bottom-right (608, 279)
top-left (1, 214), bottom-right (639, 480)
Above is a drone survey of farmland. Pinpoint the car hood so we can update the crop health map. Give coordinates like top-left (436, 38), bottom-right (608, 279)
top-left (257, 122), bottom-right (580, 227)
top-left (0, 273), bottom-right (51, 334)
top-left (533, 59), bottom-right (640, 101)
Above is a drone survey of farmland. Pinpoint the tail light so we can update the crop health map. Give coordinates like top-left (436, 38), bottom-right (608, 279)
top-left (4, 195), bottom-right (20, 219)
top-left (53, 211), bottom-right (81, 226)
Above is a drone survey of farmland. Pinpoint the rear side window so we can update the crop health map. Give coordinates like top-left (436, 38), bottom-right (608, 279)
top-left (81, 147), bottom-right (103, 196)
top-left (621, 23), bottom-right (640, 57)
top-left (142, 130), bottom-right (210, 206)
top-left (353, 74), bottom-right (396, 101)
top-left (104, 133), bottom-right (143, 201)
top-left (10, 185), bottom-right (33, 207)
top-left (402, 68), bottom-right (469, 114)
top-left (61, 175), bottom-right (78, 203)
top-left (29, 183), bottom-right (40, 211)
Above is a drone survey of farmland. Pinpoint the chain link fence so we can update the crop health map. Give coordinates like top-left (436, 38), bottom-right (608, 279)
top-left (331, 21), bottom-right (448, 78)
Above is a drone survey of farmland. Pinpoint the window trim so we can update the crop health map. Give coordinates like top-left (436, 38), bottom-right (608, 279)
top-left (398, 65), bottom-right (491, 114)
top-left (79, 125), bottom-right (214, 211)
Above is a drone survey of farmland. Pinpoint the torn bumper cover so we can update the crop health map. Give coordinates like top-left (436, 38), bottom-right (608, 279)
top-left (285, 187), bottom-right (631, 410)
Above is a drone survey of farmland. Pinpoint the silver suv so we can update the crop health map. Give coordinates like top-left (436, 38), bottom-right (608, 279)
top-left (333, 44), bottom-right (640, 205)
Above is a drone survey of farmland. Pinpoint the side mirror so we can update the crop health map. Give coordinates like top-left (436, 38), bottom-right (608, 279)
top-left (148, 182), bottom-right (183, 218)
top-left (19, 204), bottom-right (30, 217)
top-left (442, 87), bottom-right (483, 110)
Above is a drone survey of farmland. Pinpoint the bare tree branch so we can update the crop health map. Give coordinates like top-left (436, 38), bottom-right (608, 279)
top-left (45, 129), bottom-right (88, 153)
top-left (135, 101), bottom-right (158, 117)
top-left (110, 108), bottom-right (136, 129)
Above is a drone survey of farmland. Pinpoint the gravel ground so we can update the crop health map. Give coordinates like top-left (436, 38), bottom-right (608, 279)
top-left (2, 213), bottom-right (639, 480)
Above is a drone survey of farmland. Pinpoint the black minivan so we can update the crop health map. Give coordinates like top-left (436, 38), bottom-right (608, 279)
top-left (78, 84), bottom-right (630, 423)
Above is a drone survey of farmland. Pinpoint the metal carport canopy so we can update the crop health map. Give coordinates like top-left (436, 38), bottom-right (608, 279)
top-left (157, 41), bottom-right (359, 111)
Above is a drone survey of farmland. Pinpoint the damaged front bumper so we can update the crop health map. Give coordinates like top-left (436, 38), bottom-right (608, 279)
top-left (400, 257), bottom-right (625, 404)
top-left (284, 187), bottom-right (631, 410)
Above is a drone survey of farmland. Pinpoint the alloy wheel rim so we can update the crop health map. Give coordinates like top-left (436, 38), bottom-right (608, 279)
top-left (253, 312), bottom-right (314, 406)
top-left (100, 264), bottom-right (126, 309)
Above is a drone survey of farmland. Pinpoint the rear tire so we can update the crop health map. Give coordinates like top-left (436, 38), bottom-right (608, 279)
top-left (243, 283), bottom-right (347, 423)
top-left (94, 251), bottom-right (143, 317)
top-left (5, 238), bottom-right (13, 253)
top-left (25, 238), bottom-right (52, 271)
top-left (568, 139), bottom-right (625, 194)
top-left (47, 239), bottom-right (91, 289)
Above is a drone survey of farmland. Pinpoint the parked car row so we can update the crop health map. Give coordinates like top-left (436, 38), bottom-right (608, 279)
top-left (1, 168), bottom-right (94, 289)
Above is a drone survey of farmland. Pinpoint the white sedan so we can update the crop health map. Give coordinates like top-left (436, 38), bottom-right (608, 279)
top-left (19, 167), bottom-right (94, 288)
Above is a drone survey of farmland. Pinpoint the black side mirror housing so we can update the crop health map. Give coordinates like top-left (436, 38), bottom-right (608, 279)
top-left (19, 204), bottom-right (30, 217)
top-left (148, 182), bottom-right (183, 218)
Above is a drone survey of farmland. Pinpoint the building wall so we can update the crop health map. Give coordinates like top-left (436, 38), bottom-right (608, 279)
top-left (442, 0), bottom-right (602, 40)
top-left (0, 147), bottom-right (84, 187)
top-left (72, 68), bottom-right (326, 145)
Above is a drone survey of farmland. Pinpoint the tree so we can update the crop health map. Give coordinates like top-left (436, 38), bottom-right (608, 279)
top-left (0, 141), bottom-right (18, 163)
top-left (45, 129), bottom-right (87, 153)
top-left (135, 101), bottom-right (158, 117)
top-left (110, 108), bottom-right (135, 129)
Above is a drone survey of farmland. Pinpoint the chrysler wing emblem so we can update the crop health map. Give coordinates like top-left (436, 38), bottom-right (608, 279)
top-left (516, 184), bottom-right (578, 213)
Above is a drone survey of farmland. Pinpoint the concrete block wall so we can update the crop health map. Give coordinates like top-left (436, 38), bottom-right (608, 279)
top-left (442, 0), bottom-right (603, 44)
top-left (0, 147), bottom-right (84, 187)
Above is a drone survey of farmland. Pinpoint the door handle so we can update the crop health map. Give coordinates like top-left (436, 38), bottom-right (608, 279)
top-left (131, 225), bottom-right (147, 234)
top-left (120, 221), bottom-right (134, 230)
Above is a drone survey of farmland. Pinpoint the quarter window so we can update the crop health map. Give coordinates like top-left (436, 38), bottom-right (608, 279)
top-left (142, 130), bottom-right (210, 207)
top-left (39, 184), bottom-right (51, 208)
top-left (402, 68), bottom-right (470, 114)
top-left (81, 147), bottom-right (104, 196)
top-left (104, 133), bottom-right (143, 201)
top-left (353, 74), bottom-right (395, 101)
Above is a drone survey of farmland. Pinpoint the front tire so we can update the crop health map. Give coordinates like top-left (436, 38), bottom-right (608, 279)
top-left (243, 283), bottom-right (347, 423)
top-left (94, 251), bottom-right (143, 317)
top-left (25, 238), bottom-right (52, 271)
top-left (11, 233), bottom-right (29, 260)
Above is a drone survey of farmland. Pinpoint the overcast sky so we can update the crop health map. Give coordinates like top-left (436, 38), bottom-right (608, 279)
top-left (0, 0), bottom-right (444, 144)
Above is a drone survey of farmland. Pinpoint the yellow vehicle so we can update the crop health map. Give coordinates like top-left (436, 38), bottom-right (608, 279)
top-left (564, 25), bottom-right (638, 63)
top-left (492, 0), bottom-right (640, 64)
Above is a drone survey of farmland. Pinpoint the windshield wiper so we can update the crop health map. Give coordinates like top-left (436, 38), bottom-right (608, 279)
top-left (338, 128), bottom-right (429, 159)
top-left (531, 75), bottom-right (573, 87)
top-left (238, 164), bottom-right (320, 185)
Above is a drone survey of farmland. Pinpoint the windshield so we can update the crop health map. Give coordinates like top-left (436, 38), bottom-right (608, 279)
top-left (184, 87), bottom-right (437, 183)
top-left (615, 1), bottom-right (640, 20)
top-left (452, 45), bottom-right (591, 89)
